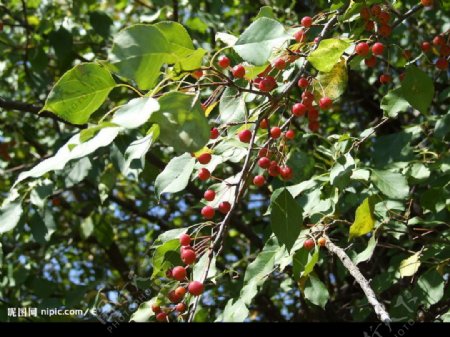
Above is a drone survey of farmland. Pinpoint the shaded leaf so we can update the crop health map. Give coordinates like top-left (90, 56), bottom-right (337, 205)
top-left (155, 153), bottom-right (195, 197)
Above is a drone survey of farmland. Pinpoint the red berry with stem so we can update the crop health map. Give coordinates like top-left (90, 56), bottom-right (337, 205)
top-left (152, 304), bottom-right (161, 313)
top-left (258, 147), bottom-right (270, 158)
top-left (436, 58), bottom-right (449, 70)
top-left (273, 58), bottom-right (286, 70)
top-left (198, 168), bottom-right (211, 181)
top-left (197, 152), bottom-right (211, 165)
top-left (176, 303), bottom-right (186, 313)
top-left (378, 25), bottom-right (392, 38)
top-left (217, 55), bottom-right (230, 68)
top-left (179, 233), bottom-right (191, 247)
top-left (280, 166), bottom-right (293, 180)
top-left (270, 127), bottom-right (282, 139)
top-left (365, 56), bottom-right (377, 67)
top-left (371, 4), bottom-right (381, 16)
top-left (302, 91), bottom-right (314, 105)
top-left (297, 77), bottom-right (309, 88)
top-left (294, 29), bottom-right (306, 43)
top-left (421, 41), bottom-right (431, 53)
top-left (204, 189), bottom-right (216, 201)
top-left (301, 16), bottom-right (313, 28)
top-left (378, 11), bottom-right (391, 24)
top-left (309, 120), bottom-right (320, 132)
top-left (318, 237), bottom-right (327, 247)
top-left (308, 108), bottom-right (319, 121)
top-left (181, 249), bottom-right (196, 265)
top-left (355, 42), bottom-right (370, 57)
top-left (258, 157), bottom-right (271, 169)
top-left (303, 238), bottom-right (315, 250)
top-left (218, 201), bottom-right (231, 214)
top-left (360, 7), bottom-right (370, 20)
top-left (192, 70), bottom-right (203, 79)
top-left (175, 286), bottom-right (186, 298)
top-left (210, 127), bottom-right (219, 139)
top-left (232, 64), bottom-right (246, 78)
top-left (372, 42), bottom-right (384, 55)
top-left (172, 266), bottom-right (187, 281)
top-left (238, 129), bottom-right (252, 143)
top-left (268, 164), bottom-right (280, 177)
top-left (379, 74), bottom-right (391, 84)
top-left (433, 35), bottom-right (445, 46)
top-left (365, 21), bottom-right (375, 32)
top-left (188, 281), bottom-right (204, 296)
top-left (440, 45), bottom-right (450, 57)
top-left (260, 118), bottom-right (269, 129)
top-left (201, 206), bottom-right (215, 219)
top-left (253, 175), bottom-right (265, 187)
top-left (421, 0), bottom-right (433, 6)
top-left (285, 130), bottom-right (295, 140)
top-left (319, 97), bottom-right (333, 110)
top-left (259, 76), bottom-right (276, 92)
top-left (292, 102), bottom-right (307, 117)
top-left (156, 312), bottom-right (167, 322)
top-left (166, 268), bottom-right (173, 279)
top-left (168, 290), bottom-right (182, 303)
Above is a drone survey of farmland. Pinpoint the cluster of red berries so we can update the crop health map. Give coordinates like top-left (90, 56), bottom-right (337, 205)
top-left (252, 145), bottom-right (293, 187)
top-left (421, 34), bottom-right (450, 71)
top-left (152, 233), bottom-right (204, 322)
top-left (303, 236), bottom-right (326, 250)
top-left (354, 41), bottom-right (392, 84)
top-left (360, 4), bottom-right (392, 38)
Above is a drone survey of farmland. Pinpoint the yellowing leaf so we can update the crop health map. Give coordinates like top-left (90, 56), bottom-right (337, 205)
top-left (243, 63), bottom-right (269, 80)
top-left (349, 197), bottom-right (376, 239)
top-left (312, 59), bottom-right (348, 100)
top-left (193, 146), bottom-right (213, 157)
top-left (204, 101), bottom-right (218, 117)
top-left (399, 251), bottom-right (421, 278)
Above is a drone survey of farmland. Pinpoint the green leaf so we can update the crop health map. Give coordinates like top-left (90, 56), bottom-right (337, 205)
top-left (155, 153), bottom-right (196, 197)
top-left (353, 235), bottom-right (377, 265)
top-left (219, 87), bottom-right (247, 123)
top-left (93, 217), bottom-right (114, 248)
top-left (400, 66), bottom-right (434, 114)
top-left (434, 112), bottom-right (450, 138)
top-left (112, 97), bottom-right (160, 129)
top-left (0, 202), bottom-right (23, 234)
top-left (381, 88), bottom-right (410, 118)
top-left (270, 188), bottom-right (303, 252)
top-left (233, 18), bottom-right (290, 66)
top-left (399, 251), bottom-right (421, 278)
top-left (415, 269), bottom-right (444, 307)
top-left (89, 11), bottom-right (113, 39)
top-left (193, 253), bottom-right (217, 282)
top-left (107, 24), bottom-right (172, 90)
top-left (293, 247), bottom-right (319, 280)
top-left (153, 92), bottom-right (210, 153)
top-left (217, 299), bottom-right (249, 322)
top-left (371, 169), bottom-right (409, 200)
top-left (156, 228), bottom-right (188, 244)
top-left (349, 197), bottom-right (376, 239)
top-left (312, 59), bottom-right (348, 100)
top-left (42, 63), bottom-right (115, 124)
top-left (304, 274), bottom-right (329, 308)
top-left (130, 297), bottom-right (158, 322)
top-left (151, 239), bottom-right (181, 279)
top-left (255, 6), bottom-right (275, 19)
top-left (308, 38), bottom-right (351, 72)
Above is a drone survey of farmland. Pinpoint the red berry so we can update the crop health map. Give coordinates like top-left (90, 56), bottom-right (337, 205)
top-left (436, 58), bottom-right (449, 70)
top-left (218, 55), bottom-right (230, 68)
top-left (181, 249), bottom-right (196, 265)
top-left (175, 303), bottom-right (186, 313)
top-left (378, 25), bottom-right (392, 38)
top-left (172, 266), bottom-right (187, 281)
top-left (372, 42), bottom-right (384, 55)
top-left (303, 238), bottom-right (315, 250)
top-left (210, 127), bottom-right (219, 139)
top-left (175, 286), bottom-right (186, 298)
top-left (156, 312), bottom-right (167, 322)
top-left (188, 281), bottom-right (204, 296)
top-left (204, 189), bottom-right (216, 201)
top-left (371, 4), bottom-right (381, 16)
top-left (268, 164), bottom-right (280, 177)
top-left (197, 152), bottom-right (211, 165)
top-left (292, 102), bottom-right (307, 117)
top-left (259, 76), bottom-right (276, 92)
top-left (258, 156), bottom-right (271, 169)
top-left (192, 70), bottom-right (203, 79)
top-left (270, 127), bottom-right (282, 139)
top-left (355, 42), bottom-right (370, 57)
top-left (258, 147), bottom-right (270, 158)
top-left (201, 206), bottom-right (215, 219)
top-left (297, 77), bottom-right (309, 88)
top-left (301, 16), bottom-right (313, 28)
top-left (253, 175), bottom-right (265, 187)
top-left (440, 45), bottom-right (450, 57)
top-left (318, 237), bottom-right (326, 247)
top-left (51, 198), bottom-right (61, 206)
top-left (433, 35), bottom-right (445, 47)
top-left (166, 269), bottom-right (173, 278)
top-left (319, 97), bottom-right (333, 110)
top-left (309, 120), bottom-right (320, 132)
top-left (294, 29), bottom-right (306, 43)
top-left (152, 304), bottom-right (161, 313)
top-left (232, 64), bottom-right (246, 78)
top-left (260, 118), bottom-right (269, 129)
top-left (308, 108), bottom-right (319, 121)
top-left (402, 50), bottom-right (412, 60)
top-left (421, 41), bottom-right (431, 53)
top-left (378, 11), bottom-right (391, 24)
top-left (285, 130), bottom-right (295, 140)
top-left (273, 58), bottom-right (286, 70)
top-left (218, 201), bottom-right (231, 214)
top-left (179, 234), bottom-right (191, 247)
top-left (421, 0), bottom-right (433, 6)
top-left (301, 91), bottom-right (314, 105)
top-left (238, 129), bottom-right (252, 143)
top-left (198, 168), bottom-right (211, 181)
top-left (168, 290), bottom-right (182, 303)
top-left (365, 56), bottom-right (377, 67)
top-left (365, 20), bottom-right (375, 32)
top-left (379, 73), bottom-right (391, 84)
top-left (280, 166), bottom-right (293, 180)
top-left (360, 7), bottom-right (370, 20)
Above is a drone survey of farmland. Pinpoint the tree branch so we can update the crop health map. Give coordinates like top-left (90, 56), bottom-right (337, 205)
top-left (324, 235), bottom-right (391, 323)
